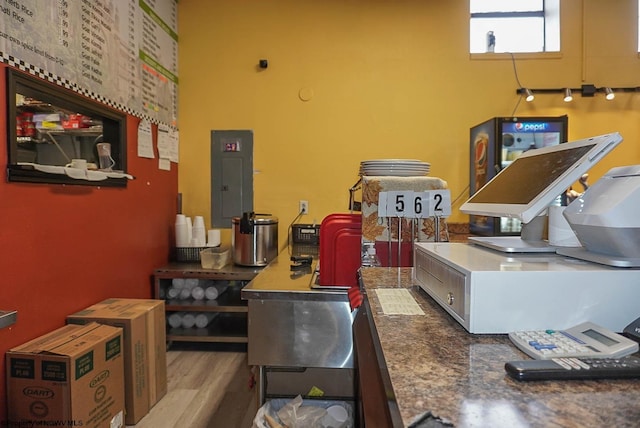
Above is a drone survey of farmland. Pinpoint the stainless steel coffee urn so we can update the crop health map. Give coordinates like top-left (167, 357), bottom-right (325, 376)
top-left (232, 212), bottom-right (278, 266)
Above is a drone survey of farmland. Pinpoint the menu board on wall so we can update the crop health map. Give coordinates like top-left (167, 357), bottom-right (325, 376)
top-left (0, 0), bottom-right (178, 127)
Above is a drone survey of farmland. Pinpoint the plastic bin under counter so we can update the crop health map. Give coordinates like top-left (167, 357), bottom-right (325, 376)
top-left (357, 267), bottom-right (640, 427)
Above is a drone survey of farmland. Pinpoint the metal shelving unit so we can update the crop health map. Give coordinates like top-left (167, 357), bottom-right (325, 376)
top-left (153, 263), bottom-right (262, 346)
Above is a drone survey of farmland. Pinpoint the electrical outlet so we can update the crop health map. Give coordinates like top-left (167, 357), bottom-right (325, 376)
top-left (299, 200), bottom-right (309, 214)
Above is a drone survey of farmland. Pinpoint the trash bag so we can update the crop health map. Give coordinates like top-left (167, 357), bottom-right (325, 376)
top-left (252, 395), bottom-right (353, 428)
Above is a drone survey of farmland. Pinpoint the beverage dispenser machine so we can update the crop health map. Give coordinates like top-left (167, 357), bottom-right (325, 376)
top-left (469, 116), bottom-right (568, 236)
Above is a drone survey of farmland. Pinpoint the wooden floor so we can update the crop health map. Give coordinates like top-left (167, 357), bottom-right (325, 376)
top-left (130, 343), bottom-right (258, 428)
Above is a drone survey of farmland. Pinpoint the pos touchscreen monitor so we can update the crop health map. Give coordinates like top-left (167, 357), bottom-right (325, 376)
top-left (460, 132), bottom-right (623, 252)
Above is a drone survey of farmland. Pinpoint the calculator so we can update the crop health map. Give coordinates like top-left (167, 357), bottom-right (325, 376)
top-left (508, 321), bottom-right (639, 360)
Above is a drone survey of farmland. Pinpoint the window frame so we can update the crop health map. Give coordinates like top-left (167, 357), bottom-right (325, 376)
top-left (6, 67), bottom-right (128, 187)
top-left (470, 1), bottom-right (559, 54)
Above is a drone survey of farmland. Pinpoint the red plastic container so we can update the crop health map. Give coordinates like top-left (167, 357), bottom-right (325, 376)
top-left (319, 213), bottom-right (362, 287)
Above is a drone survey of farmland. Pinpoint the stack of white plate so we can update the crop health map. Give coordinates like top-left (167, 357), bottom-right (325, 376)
top-left (359, 159), bottom-right (431, 177)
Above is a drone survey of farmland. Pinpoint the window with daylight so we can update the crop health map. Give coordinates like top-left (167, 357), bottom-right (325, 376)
top-left (470, 0), bottom-right (560, 54)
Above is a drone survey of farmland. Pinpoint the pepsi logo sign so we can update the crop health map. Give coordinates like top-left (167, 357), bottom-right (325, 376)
top-left (515, 122), bottom-right (548, 131)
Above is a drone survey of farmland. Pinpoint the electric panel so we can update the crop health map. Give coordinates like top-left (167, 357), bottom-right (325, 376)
top-left (211, 130), bottom-right (253, 228)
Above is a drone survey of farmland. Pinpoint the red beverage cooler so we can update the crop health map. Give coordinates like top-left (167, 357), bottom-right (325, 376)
top-left (470, 116), bottom-right (568, 236)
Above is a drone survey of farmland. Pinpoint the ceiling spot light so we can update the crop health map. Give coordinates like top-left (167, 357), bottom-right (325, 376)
top-left (524, 88), bottom-right (534, 102)
top-left (563, 88), bottom-right (573, 102)
top-left (605, 87), bottom-right (615, 100)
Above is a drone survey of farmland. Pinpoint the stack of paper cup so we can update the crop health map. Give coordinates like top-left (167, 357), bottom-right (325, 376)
top-left (179, 288), bottom-right (192, 300)
top-left (205, 283), bottom-right (229, 300)
top-left (195, 312), bottom-right (218, 328)
top-left (181, 313), bottom-right (196, 328)
top-left (548, 205), bottom-right (581, 247)
top-left (176, 214), bottom-right (211, 248)
top-left (191, 286), bottom-right (205, 300)
top-left (186, 217), bottom-right (193, 244)
top-left (166, 287), bottom-right (181, 299)
top-left (207, 229), bottom-right (221, 247)
top-left (175, 215), bottom-right (189, 247)
top-left (185, 278), bottom-right (199, 289)
top-left (192, 216), bottom-right (207, 247)
top-left (167, 312), bottom-right (183, 328)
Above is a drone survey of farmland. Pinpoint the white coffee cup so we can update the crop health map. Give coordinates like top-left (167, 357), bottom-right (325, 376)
top-left (322, 405), bottom-right (349, 427)
top-left (65, 159), bottom-right (87, 169)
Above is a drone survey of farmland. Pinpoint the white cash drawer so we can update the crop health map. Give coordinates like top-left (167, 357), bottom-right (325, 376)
top-left (414, 253), bottom-right (466, 322)
top-left (413, 242), bottom-right (640, 334)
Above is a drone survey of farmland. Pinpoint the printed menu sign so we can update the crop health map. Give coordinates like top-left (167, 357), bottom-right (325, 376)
top-left (0, 0), bottom-right (178, 127)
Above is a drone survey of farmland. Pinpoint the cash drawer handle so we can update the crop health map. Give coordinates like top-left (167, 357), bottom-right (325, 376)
top-left (447, 292), bottom-right (455, 306)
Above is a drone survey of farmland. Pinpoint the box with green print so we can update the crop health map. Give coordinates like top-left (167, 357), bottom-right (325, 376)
top-left (6, 322), bottom-right (125, 428)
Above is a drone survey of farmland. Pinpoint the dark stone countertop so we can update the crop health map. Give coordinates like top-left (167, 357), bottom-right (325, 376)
top-left (359, 267), bottom-right (640, 428)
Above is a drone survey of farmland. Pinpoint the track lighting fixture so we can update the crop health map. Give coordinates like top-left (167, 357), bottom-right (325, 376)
top-left (605, 87), bottom-right (615, 100)
top-left (524, 88), bottom-right (534, 102)
top-left (563, 88), bottom-right (573, 102)
top-left (516, 85), bottom-right (639, 101)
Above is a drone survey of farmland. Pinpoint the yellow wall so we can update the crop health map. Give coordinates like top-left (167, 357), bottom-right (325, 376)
top-left (178, 0), bottom-right (640, 247)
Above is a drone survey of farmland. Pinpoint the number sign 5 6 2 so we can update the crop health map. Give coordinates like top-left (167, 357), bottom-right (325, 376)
top-left (378, 190), bottom-right (451, 218)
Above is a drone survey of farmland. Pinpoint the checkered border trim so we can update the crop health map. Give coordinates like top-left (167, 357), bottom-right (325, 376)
top-left (1, 52), bottom-right (171, 128)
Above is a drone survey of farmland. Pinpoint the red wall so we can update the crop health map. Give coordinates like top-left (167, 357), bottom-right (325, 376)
top-left (0, 64), bottom-right (178, 419)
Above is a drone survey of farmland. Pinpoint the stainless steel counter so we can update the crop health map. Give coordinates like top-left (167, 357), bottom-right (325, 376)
top-left (241, 249), bottom-right (355, 403)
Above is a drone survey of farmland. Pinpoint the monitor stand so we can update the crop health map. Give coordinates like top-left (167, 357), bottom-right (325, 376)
top-left (468, 216), bottom-right (558, 253)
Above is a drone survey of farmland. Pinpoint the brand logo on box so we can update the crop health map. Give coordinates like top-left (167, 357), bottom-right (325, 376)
top-left (90, 370), bottom-right (110, 388)
top-left (23, 386), bottom-right (55, 399)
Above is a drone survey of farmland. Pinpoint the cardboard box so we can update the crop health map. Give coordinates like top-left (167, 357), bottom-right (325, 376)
top-left (6, 322), bottom-right (125, 428)
top-left (67, 298), bottom-right (167, 424)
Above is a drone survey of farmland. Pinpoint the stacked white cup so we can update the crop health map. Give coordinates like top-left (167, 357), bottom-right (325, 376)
top-left (167, 312), bottom-right (184, 328)
top-left (176, 214), bottom-right (211, 248)
top-left (191, 286), bottom-right (205, 300)
top-left (207, 229), bottom-right (221, 247)
top-left (181, 313), bottom-right (196, 328)
top-left (205, 283), bottom-right (229, 300)
top-left (192, 216), bottom-right (207, 247)
top-left (186, 217), bottom-right (193, 244)
top-left (195, 312), bottom-right (218, 328)
top-left (175, 215), bottom-right (189, 247)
